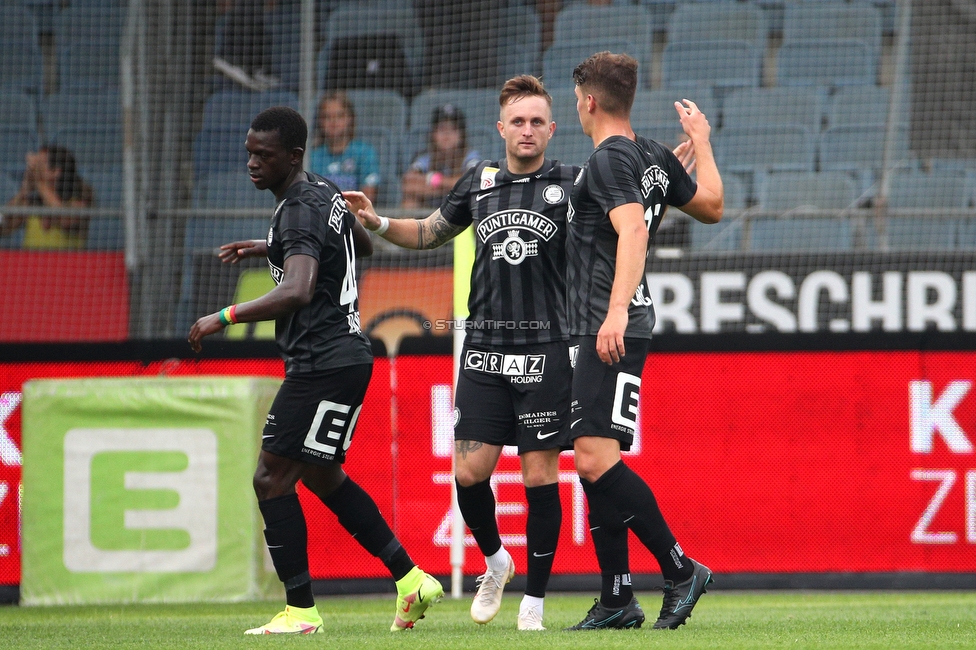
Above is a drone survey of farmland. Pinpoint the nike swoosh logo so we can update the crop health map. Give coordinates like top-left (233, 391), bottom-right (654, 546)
top-left (476, 192), bottom-right (492, 201)
top-left (262, 434), bottom-right (274, 439)
top-left (537, 430), bottom-right (559, 440)
top-left (267, 545), bottom-right (283, 549)
top-left (532, 551), bottom-right (555, 557)
top-left (570, 418), bottom-right (583, 429)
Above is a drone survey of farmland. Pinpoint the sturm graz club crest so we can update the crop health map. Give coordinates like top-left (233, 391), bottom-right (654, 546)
top-left (492, 230), bottom-right (539, 265)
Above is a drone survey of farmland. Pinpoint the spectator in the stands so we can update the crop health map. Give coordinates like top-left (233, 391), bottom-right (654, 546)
top-left (401, 104), bottom-right (480, 209)
top-left (0, 145), bottom-right (95, 249)
top-left (308, 92), bottom-right (381, 204)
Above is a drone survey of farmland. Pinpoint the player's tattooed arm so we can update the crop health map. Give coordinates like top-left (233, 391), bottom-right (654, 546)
top-left (455, 440), bottom-right (484, 459)
top-left (417, 211), bottom-right (466, 249)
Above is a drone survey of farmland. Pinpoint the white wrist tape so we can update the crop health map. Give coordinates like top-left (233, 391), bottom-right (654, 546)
top-left (375, 216), bottom-right (390, 235)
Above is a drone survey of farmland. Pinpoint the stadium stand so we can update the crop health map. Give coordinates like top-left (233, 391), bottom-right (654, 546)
top-left (661, 40), bottom-right (763, 93)
top-left (721, 87), bottom-right (825, 132)
top-left (496, 2), bottom-right (543, 82)
top-left (748, 216), bottom-right (855, 252)
top-left (666, 2), bottom-right (767, 46)
top-left (54, 4), bottom-right (126, 89)
top-left (543, 38), bottom-right (642, 89)
top-left (757, 171), bottom-right (862, 213)
top-left (552, 3), bottom-right (655, 71)
top-left (0, 5), bottom-right (44, 96)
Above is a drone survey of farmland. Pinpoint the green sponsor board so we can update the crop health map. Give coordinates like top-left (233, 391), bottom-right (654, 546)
top-left (21, 377), bottom-right (283, 604)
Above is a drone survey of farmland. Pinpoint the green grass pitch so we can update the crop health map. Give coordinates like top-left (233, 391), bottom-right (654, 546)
top-left (2, 591), bottom-right (975, 649)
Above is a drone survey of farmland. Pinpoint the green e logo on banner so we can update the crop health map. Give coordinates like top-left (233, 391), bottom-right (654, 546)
top-left (63, 429), bottom-right (218, 573)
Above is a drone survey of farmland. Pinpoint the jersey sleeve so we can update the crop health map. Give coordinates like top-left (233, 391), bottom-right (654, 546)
top-left (439, 164), bottom-right (479, 227)
top-left (664, 148), bottom-right (697, 207)
top-left (586, 145), bottom-right (644, 215)
top-left (278, 197), bottom-right (327, 262)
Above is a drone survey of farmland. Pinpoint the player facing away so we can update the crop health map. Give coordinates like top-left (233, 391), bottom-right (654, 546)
top-left (344, 75), bottom-right (578, 631)
top-left (564, 52), bottom-right (724, 630)
top-left (187, 106), bottom-right (443, 635)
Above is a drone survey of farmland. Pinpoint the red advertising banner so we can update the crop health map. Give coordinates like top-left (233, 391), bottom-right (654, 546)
top-left (2, 349), bottom-right (975, 586)
top-left (0, 252), bottom-right (130, 342)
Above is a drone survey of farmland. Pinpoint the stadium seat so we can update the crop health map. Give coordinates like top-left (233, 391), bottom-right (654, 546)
top-left (86, 217), bottom-right (124, 251)
top-left (0, 91), bottom-right (39, 135)
top-left (0, 6), bottom-right (43, 95)
top-left (0, 173), bottom-right (19, 205)
top-left (224, 269), bottom-right (277, 340)
top-left (0, 126), bottom-right (39, 178)
top-left (748, 216), bottom-right (855, 252)
top-left (757, 171), bottom-right (861, 213)
top-left (713, 125), bottom-right (816, 198)
top-left (667, 2), bottom-right (767, 46)
top-left (783, 2), bottom-right (883, 62)
top-left (49, 125), bottom-right (123, 171)
top-left (826, 86), bottom-right (907, 129)
top-left (689, 217), bottom-right (744, 252)
top-left (884, 170), bottom-right (971, 209)
top-left (776, 39), bottom-right (877, 88)
top-left (357, 267), bottom-right (453, 355)
top-left (632, 87), bottom-right (718, 132)
top-left (344, 89), bottom-right (409, 134)
top-left (201, 89), bottom-right (300, 132)
top-left (55, 4), bottom-right (126, 89)
top-left (553, 4), bottom-right (655, 70)
top-left (352, 125), bottom-right (403, 207)
top-left (661, 40), bottom-right (763, 91)
top-left (721, 87), bottom-right (825, 132)
top-left (884, 217), bottom-right (958, 251)
top-left (543, 38), bottom-right (642, 90)
top-left (192, 172), bottom-right (274, 210)
top-left (41, 88), bottom-right (121, 131)
top-left (83, 166), bottom-right (124, 208)
top-left (266, 1), bottom-right (301, 92)
top-left (193, 127), bottom-right (250, 176)
top-left (316, 2), bottom-right (424, 93)
top-left (818, 125), bottom-right (915, 198)
top-left (496, 2), bottom-right (542, 82)
top-left (408, 88), bottom-right (500, 132)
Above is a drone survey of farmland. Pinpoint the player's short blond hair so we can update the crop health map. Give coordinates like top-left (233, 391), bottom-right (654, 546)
top-left (499, 75), bottom-right (552, 116)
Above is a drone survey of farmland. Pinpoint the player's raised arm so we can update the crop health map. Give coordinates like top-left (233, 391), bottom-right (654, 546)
top-left (673, 99), bottom-right (722, 223)
top-left (343, 190), bottom-right (466, 250)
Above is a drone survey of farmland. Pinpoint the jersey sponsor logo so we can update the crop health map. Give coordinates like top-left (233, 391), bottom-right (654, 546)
top-left (543, 184), bottom-right (564, 204)
top-left (268, 261), bottom-right (284, 284)
top-left (569, 345), bottom-right (579, 369)
top-left (328, 194), bottom-right (345, 234)
top-left (476, 209), bottom-right (558, 243)
top-left (453, 407), bottom-right (461, 428)
top-left (492, 230), bottom-right (539, 265)
top-left (631, 282), bottom-right (654, 307)
top-left (611, 372), bottom-right (642, 433)
top-left (464, 350), bottom-right (546, 383)
top-left (480, 166), bottom-right (500, 190)
top-left (641, 165), bottom-right (670, 199)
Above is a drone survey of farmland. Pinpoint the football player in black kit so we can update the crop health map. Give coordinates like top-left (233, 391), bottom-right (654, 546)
top-left (564, 52), bottom-right (724, 631)
top-left (345, 75), bottom-right (575, 631)
top-left (188, 106), bottom-right (443, 635)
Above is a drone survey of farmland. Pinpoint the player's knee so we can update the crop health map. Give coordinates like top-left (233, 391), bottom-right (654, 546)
top-left (454, 462), bottom-right (491, 488)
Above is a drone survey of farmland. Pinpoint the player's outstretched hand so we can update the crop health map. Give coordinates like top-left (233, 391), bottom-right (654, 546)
top-left (673, 139), bottom-right (697, 175)
top-left (342, 190), bottom-right (382, 231)
top-left (187, 312), bottom-right (224, 353)
top-left (674, 99), bottom-right (711, 144)
top-left (217, 239), bottom-right (267, 264)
